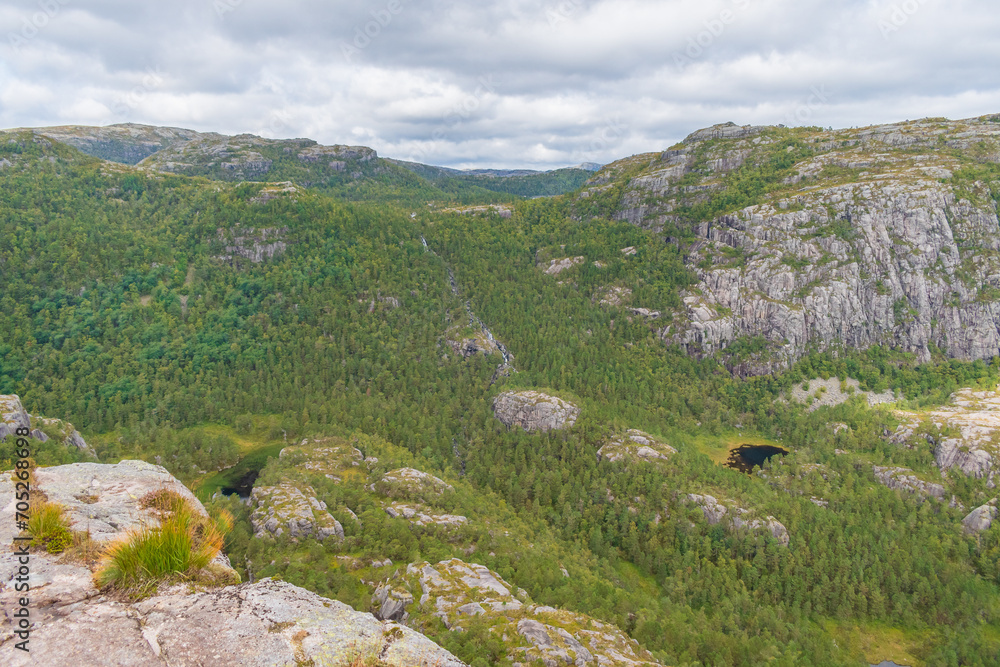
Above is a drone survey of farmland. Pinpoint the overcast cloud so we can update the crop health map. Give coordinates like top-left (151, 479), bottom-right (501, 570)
top-left (1, 0), bottom-right (998, 169)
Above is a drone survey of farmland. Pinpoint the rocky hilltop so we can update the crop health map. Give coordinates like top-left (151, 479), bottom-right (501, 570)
top-left (580, 115), bottom-right (1000, 372)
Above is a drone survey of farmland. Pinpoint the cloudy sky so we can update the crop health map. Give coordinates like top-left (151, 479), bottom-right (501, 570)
top-left (1, 0), bottom-right (999, 169)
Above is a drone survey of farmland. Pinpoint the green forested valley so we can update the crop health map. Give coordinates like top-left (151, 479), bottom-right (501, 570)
top-left (2, 127), bottom-right (999, 667)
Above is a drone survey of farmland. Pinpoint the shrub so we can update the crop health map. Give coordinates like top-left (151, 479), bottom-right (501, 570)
top-left (29, 502), bottom-right (73, 554)
top-left (94, 490), bottom-right (233, 598)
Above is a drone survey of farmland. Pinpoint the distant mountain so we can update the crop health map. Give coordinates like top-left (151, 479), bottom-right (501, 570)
top-left (389, 158), bottom-right (595, 198)
top-left (24, 123), bottom-right (592, 201)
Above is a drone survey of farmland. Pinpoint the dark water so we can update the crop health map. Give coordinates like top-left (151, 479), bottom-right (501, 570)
top-left (200, 441), bottom-right (286, 499)
top-left (871, 662), bottom-right (908, 667)
top-left (221, 468), bottom-right (261, 497)
top-left (725, 444), bottom-right (789, 473)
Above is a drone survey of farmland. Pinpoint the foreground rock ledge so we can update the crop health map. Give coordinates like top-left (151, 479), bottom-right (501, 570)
top-left (0, 568), bottom-right (465, 667)
top-left (492, 390), bottom-right (580, 432)
top-left (0, 460), bottom-right (465, 666)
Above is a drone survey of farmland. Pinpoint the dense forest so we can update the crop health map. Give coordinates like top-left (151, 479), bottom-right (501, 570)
top-left (2, 130), bottom-right (999, 666)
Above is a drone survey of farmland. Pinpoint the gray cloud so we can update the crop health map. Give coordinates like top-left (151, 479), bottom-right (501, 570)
top-left (1, 0), bottom-right (998, 168)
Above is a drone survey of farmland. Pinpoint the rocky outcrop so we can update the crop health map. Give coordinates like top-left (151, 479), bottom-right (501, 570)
top-left (586, 116), bottom-right (1000, 373)
top-left (598, 286), bottom-right (632, 307)
top-left (250, 483), bottom-right (344, 540)
top-left (446, 325), bottom-right (500, 359)
top-left (962, 502), bottom-right (998, 534)
top-left (35, 123), bottom-right (204, 164)
top-left (0, 394), bottom-right (29, 440)
top-left (376, 468), bottom-right (454, 497)
top-left (1, 395), bottom-right (96, 456)
top-left (873, 466), bottom-right (946, 500)
top-left (278, 438), bottom-right (365, 481)
top-left (686, 494), bottom-right (790, 546)
top-left (598, 429), bottom-right (676, 464)
top-left (216, 226), bottom-right (288, 264)
top-left (891, 386), bottom-right (1000, 485)
top-left (493, 391), bottom-right (580, 432)
top-left (395, 558), bottom-right (661, 666)
top-left (385, 504), bottom-right (468, 528)
top-left (543, 256), bottom-right (585, 276)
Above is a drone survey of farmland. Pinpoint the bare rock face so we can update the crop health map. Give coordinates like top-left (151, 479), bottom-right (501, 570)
top-left (589, 117), bottom-right (1000, 373)
top-left (891, 386), bottom-right (1000, 485)
top-left (250, 483), bottom-right (344, 540)
top-left (686, 494), bottom-right (790, 546)
top-left (493, 391), bottom-right (580, 432)
top-left (1, 395), bottom-right (96, 457)
top-left (873, 466), bottom-right (946, 500)
top-left (598, 429), bottom-right (676, 464)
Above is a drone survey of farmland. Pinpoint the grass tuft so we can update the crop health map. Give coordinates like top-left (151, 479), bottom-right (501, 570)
top-left (94, 492), bottom-right (232, 598)
top-left (28, 502), bottom-right (73, 554)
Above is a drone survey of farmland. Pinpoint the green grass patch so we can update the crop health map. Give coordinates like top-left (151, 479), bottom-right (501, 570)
top-left (823, 619), bottom-right (934, 667)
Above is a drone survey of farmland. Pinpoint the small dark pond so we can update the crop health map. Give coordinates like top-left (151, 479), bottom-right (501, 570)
top-left (221, 469), bottom-right (261, 497)
top-left (725, 444), bottom-right (789, 473)
top-left (200, 442), bottom-right (286, 499)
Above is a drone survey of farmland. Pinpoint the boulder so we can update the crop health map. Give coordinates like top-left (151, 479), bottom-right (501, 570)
top-left (372, 584), bottom-right (414, 621)
top-left (962, 502), bottom-right (998, 534)
top-left (493, 391), bottom-right (580, 432)
top-left (250, 483), bottom-right (344, 540)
